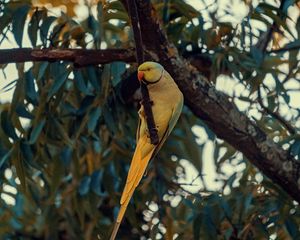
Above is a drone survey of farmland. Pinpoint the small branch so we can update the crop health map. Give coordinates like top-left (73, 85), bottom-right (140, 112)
top-left (257, 88), bottom-right (296, 135)
top-left (255, 0), bottom-right (287, 53)
top-left (0, 48), bottom-right (136, 67)
top-left (127, 0), bottom-right (159, 145)
top-left (267, 44), bottom-right (300, 53)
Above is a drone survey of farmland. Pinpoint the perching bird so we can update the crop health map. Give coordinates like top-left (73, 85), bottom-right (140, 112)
top-left (110, 61), bottom-right (183, 240)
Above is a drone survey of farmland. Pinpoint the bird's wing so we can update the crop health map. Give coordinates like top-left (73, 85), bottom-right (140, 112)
top-left (151, 93), bottom-right (184, 159)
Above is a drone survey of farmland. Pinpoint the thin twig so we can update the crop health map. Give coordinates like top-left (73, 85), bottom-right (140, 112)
top-left (257, 88), bottom-right (296, 135)
top-left (126, 0), bottom-right (159, 145)
top-left (256, 0), bottom-right (287, 54)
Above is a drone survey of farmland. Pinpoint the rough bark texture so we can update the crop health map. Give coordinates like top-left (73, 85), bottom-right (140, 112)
top-left (1, 1), bottom-right (300, 202)
top-left (0, 48), bottom-right (135, 67)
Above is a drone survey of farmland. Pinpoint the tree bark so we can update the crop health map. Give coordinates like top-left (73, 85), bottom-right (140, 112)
top-left (0, 48), bottom-right (135, 67)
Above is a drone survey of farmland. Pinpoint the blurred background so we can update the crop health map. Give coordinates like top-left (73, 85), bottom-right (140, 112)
top-left (0, 0), bottom-right (300, 239)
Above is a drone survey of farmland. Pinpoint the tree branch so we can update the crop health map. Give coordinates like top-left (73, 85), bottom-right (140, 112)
top-left (123, 0), bottom-right (300, 202)
top-left (0, 48), bottom-right (136, 67)
top-left (127, 0), bottom-right (159, 145)
top-left (255, 0), bottom-right (287, 53)
top-left (257, 88), bottom-right (296, 135)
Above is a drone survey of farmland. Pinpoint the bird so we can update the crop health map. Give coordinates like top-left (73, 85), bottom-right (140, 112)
top-left (110, 61), bottom-right (183, 240)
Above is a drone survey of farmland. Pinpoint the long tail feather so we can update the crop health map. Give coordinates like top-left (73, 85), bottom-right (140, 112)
top-left (110, 137), bottom-right (155, 240)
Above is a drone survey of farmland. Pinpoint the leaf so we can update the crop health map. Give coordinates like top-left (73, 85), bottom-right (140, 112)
top-left (87, 107), bottom-right (102, 133)
top-left (15, 104), bottom-right (33, 119)
top-left (87, 66), bottom-right (101, 91)
top-left (290, 140), bottom-right (300, 159)
top-left (1, 110), bottom-right (18, 141)
top-left (250, 46), bottom-right (264, 65)
top-left (60, 146), bottom-right (73, 167)
top-left (0, 148), bottom-right (13, 169)
top-left (13, 146), bottom-right (27, 193)
top-left (25, 68), bottom-right (38, 105)
top-left (220, 198), bottom-right (232, 219)
top-left (28, 9), bottom-right (45, 47)
top-left (77, 96), bottom-right (95, 115)
top-left (111, 62), bottom-right (126, 87)
top-left (13, 194), bottom-right (24, 217)
top-left (37, 62), bottom-right (49, 80)
top-left (40, 16), bottom-right (57, 45)
top-left (90, 170), bottom-right (104, 196)
top-left (9, 218), bottom-right (23, 230)
top-left (20, 140), bottom-right (33, 163)
top-left (285, 218), bottom-right (300, 239)
top-left (74, 70), bottom-right (91, 95)
top-left (47, 70), bottom-right (70, 100)
top-left (1, 79), bottom-right (17, 93)
top-left (29, 119), bottom-right (46, 144)
top-left (12, 4), bottom-right (31, 47)
top-left (193, 214), bottom-right (202, 240)
top-left (103, 105), bottom-right (117, 134)
top-left (78, 176), bottom-right (91, 196)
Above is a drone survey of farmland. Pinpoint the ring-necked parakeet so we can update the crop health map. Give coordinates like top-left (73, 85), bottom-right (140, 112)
top-left (110, 62), bottom-right (183, 240)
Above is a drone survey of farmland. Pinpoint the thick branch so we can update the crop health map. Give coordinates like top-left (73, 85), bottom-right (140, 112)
top-left (0, 48), bottom-right (135, 67)
top-left (0, 48), bottom-right (214, 78)
top-left (126, 0), bottom-right (300, 202)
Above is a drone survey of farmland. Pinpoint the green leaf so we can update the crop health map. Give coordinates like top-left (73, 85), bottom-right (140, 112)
top-left (103, 105), bottom-right (117, 134)
top-left (28, 9), bottom-right (45, 47)
top-left (111, 62), bottom-right (126, 87)
top-left (15, 104), bottom-right (33, 119)
top-left (0, 149), bottom-right (13, 169)
top-left (47, 70), bottom-right (70, 100)
top-left (90, 170), bottom-right (104, 196)
top-left (290, 140), bottom-right (300, 159)
top-left (20, 141), bottom-right (33, 163)
top-left (60, 146), bottom-right (72, 167)
top-left (12, 4), bottom-right (31, 47)
top-left (285, 218), bottom-right (300, 239)
top-left (13, 194), bottom-right (24, 217)
top-left (9, 218), bottom-right (23, 230)
top-left (14, 147), bottom-right (27, 193)
top-left (251, 46), bottom-right (263, 65)
top-left (29, 119), bottom-right (46, 144)
top-left (1, 110), bottom-right (18, 141)
top-left (40, 16), bottom-right (57, 45)
top-left (78, 176), bottom-right (91, 196)
top-left (88, 107), bottom-right (102, 133)
top-left (282, 0), bottom-right (295, 14)
top-left (37, 62), bottom-right (49, 80)
top-left (74, 70), bottom-right (91, 95)
top-left (193, 214), bottom-right (202, 240)
top-left (87, 66), bottom-right (101, 91)
top-left (25, 68), bottom-right (38, 105)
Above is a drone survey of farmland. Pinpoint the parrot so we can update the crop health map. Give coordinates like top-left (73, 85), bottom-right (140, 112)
top-left (110, 61), bottom-right (183, 240)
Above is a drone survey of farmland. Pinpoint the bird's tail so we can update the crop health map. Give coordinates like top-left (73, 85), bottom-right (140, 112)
top-left (110, 137), bottom-right (155, 240)
top-left (110, 190), bottom-right (134, 240)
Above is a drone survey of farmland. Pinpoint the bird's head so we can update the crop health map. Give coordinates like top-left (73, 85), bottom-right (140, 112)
top-left (137, 62), bottom-right (164, 84)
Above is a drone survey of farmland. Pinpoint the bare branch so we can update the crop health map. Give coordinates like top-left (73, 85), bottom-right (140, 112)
top-left (0, 48), bottom-right (136, 67)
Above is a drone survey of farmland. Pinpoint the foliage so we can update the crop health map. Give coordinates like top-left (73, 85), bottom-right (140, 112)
top-left (0, 0), bottom-right (300, 239)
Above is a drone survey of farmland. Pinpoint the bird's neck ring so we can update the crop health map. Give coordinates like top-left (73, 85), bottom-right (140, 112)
top-left (142, 70), bottom-right (164, 85)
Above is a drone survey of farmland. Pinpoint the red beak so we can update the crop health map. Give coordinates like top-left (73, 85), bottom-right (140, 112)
top-left (137, 71), bottom-right (144, 81)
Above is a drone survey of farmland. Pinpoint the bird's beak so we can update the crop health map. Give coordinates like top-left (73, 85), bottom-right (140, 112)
top-left (137, 71), bottom-right (144, 81)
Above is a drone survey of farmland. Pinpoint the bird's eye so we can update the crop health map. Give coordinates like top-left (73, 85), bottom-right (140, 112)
top-left (147, 68), bottom-right (150, 71)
